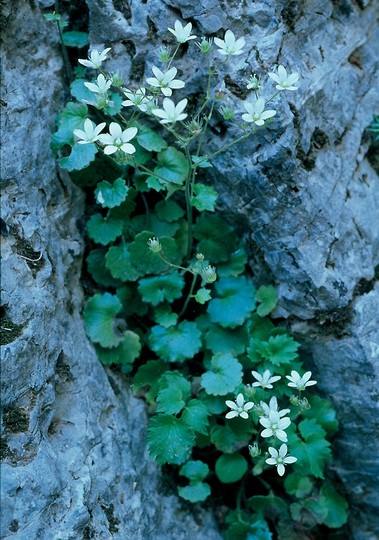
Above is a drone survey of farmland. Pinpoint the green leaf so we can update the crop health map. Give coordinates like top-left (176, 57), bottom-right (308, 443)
top-left (156, 372), bottom-right (191, 414)
top-left (248, 334), bottom-right (300, 366)
top-left (191, 183), bottom-right (218, 211)
top-left (96, 330), bottom-right (141, 365)
top-left (147, 415), bottom-right (195, 465)
top-left (195, 288), bottom-right (211, 304)
top-left (135, 123), bottom-right (168, 152)
top-left (256, 285), bottom-right (278, 316)
top-left (181, 399), bottom-right (210, 435)
top-left (290, 419), bottom-right (332, 478)
top-left (303, 396), bottom-right (339, 436)
top-left (132, 360), bottom-right (168, 402)
top-left (109, 188), bottom-right (137, 221)
top-left (95, 178), bottom-right (128, 208)
top-left (208, 276), bottom-right (256, 328)
top-left (180, 460), bottom-right (209, 483)
top-left (210, 423), bottom-right (252, 454)
top-left (284, 473), bottom-right (314, 499)
top-left (193, 214), bottom-right (237, 263)
top-left (205, 324), bottom-right (248, 355)
top-left (129, 231), bottom-right (182, 276)
top-left (86, 249), bottom-right (123, 287)
top-left (62, 31), bottom-right (89, 48)
top-left (87, 214), bottom-right (123, 245)
top-left (178, 483), bottom-right (211, 503)
top-left (215, 452), bottom-right (248, 483)
top-left (138, 272), bottom-right (185, 306)
top-left (57, 102), bottom-right (88, 131)
top-left (201, 353), bottom-right (243, 395)
top-left (154, 146), bottom-right (189, 186)
top-left (218, 248), bottom-right (248, 277)
top-left (149, 321), bottom-right (202, 363)
top-left (59, 142), bottom-right (97, 171)
top-left (116, 284), bottom-right (148, 317)
top-left (105, 245), bottom-right (140, 281)
top-left (249, 495), bottom-right (288, 519)
top-left (290, 498), bottom-right (328, 528)
top-left (83, 293), bottom-right (123, 348)
top-left (152, 305), bottom-right (178, 328)
top-left (70, 79), bottom-right (96, 102)
top-left (191, 155), bottom-right (213, 168)
top-left (155, 199), bottom-right (185, 222)
top-left (320, 484), bottom-right (348, 528)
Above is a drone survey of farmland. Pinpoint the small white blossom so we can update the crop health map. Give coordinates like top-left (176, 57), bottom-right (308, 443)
top-left (286, 371), bottom-right (317, 391)
top-left (73, 118), bottom-right (106, 144)
top-left (225, 393), bottom-right (254, 419)
top-left (146, 66), bottom-right (185, 97)
top-left (84, 74), bottom-right (112, 95)
top-left (168, 20), bottom-right (197, 43)
top-left (79, 48), bottom-right (111, 69)
top-left (122, 87), bottom-right (152, 112)
top-left (98, 123), bottom-right (137, 155)
top-left (268, 65), bottom-right (299, 91)
top-left (265, 444), bottom-right (297, 476)
top-left (251, 369), bottom-right (281, 389)
top-left (152, 98), bottom-right (188, 124)
top-left (202, 265), bottom-right (217, 283)
top-left (242, 98), bottom-right (276, 126)
top-left (259, 411), bottom-right (291, 442)
top-left (214, 30), bottom-right (245, 57)
top-left (260, 396), bottom-right (290, 418)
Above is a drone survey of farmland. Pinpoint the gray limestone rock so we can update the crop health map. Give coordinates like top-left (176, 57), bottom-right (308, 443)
top-left (2, 0), bottom-right (379, 539)
top-left (1, 1), bottom-right (221, 539)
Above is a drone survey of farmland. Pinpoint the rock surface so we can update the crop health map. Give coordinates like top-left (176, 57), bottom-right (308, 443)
top-left (1, 0), bottom-right (379, 539)
top-left (0, 1), bottom-right (221, 539)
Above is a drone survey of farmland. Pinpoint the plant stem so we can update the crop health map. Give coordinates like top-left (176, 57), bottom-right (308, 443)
top-left (184, 146), bottom-right (194, 259)
top-left (179, 273), bottom-right (198, 318)
top-left (192, 128), bottom-right (255, 168)
top-left (54, 1), bottom-right (72, 83)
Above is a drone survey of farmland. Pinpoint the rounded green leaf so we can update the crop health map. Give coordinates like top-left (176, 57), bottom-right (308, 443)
top-left (138, 272), bottom-right (185, 306)
top-left (147, 415), bottom-right (195, 465)
top-left (191, 183), bottom-right (218, 212)
top-left (178, 483), bottom-right (211, 503)
top-left (105, 245), bottom-right (140, 281)
top-left (256, 285), bottom-right (278, 317)
top-left (59, 142), bottom-right (97, 172)
top-left (83, 293), bottom-right (123, 348)
top-left (180, 460), bottom-right (209, 482)
top-left (320, 484), bottom-right (348, 528)
top-left (149, 321), bottom-right (202, 363)
top-left (62, 31), bottom-right (89, 48)
top-left (95, 178), bottom-right (128, 208)
top-left (96, 330), bottom-right (141, 365)
top-left (201, 353), bottom-right (243, 396)
top-left (215, 453), bottom-right (248, 483)
top-left (129, 231), bottom-right (182, 275)
top-left (207, 276), bottom-right (256, 328)
top-left (87, 214), bottom-right (123, 245)
top-left (86, 249), bottom-right (123, 287)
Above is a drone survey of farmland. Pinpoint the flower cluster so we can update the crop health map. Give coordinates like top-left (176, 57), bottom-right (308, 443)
top-left (225, 370), bottom-right (316, 476)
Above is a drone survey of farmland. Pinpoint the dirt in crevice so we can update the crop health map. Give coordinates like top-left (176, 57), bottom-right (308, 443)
top-left (0, 305), bottom-right (25, 345)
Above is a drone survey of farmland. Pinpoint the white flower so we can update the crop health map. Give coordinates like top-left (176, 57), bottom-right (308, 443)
top-left (251, 369), bottom-right (281, 389)
top-left (168, 20), bottom-right (197, 43)
top-left (214, 30), bottom-right (245, 57)
top-left (260, 397), bottom-right (290, 418)
top-left (73, 119), bottom-right (106, 144)
top-left (78, 48), bottom-right (111, 69)
top-left (242, 98), bottom-right (276, 126)
top-left (225, 393), bottom-right (254, 419)
top-left (286, 371), bottom-right (317, 391)
top-left (146, 66), bottom-right (185, 97)
top-left (268, 65), bottom-right (299, 91)
top-left (84, 74), bottom-right (112, 95)
top-left (265, 444), bottom-right (297, 476)
top-left (259, 411), bottom-right (291, 442)
top-left (122, 87), bottom-right (152, 112)
top-left (152, 98), bottom-right (188, 124)
top-left (98, 123), bottom-right (138, 155)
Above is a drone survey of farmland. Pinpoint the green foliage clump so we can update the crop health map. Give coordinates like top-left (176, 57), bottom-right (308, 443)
top-left (51, 15), bottom-right (349, 540)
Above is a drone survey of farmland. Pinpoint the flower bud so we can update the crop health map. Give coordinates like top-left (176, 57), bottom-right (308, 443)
top-left (196, 37), bottom-right (213, 54)
top-left (147, 237), bottom-right (162, 253)
top-left (247, 74), bottom-right (260, 91)
top-left (196, 253), bottom-right (205, 261)
top-left (157, 46), bottom-right (171, 64)
top-left (289, 395), bottom-right (299, 406)
top-left (111, 72), bottom-right (124, 87)
top-left (249, 443), bottom-right (261, 458)
top-left (298, 397), bottom-right (311, 411)
top-left (202, 265), bottom-right (217, 283)
top-left (219, 106), bottom-right (235, 121)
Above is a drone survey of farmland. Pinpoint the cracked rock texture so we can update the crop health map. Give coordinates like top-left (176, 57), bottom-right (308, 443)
top-left (1, 0), bottom-right (378, 539)
top-left (0, 1), bottom-right (221, 539)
